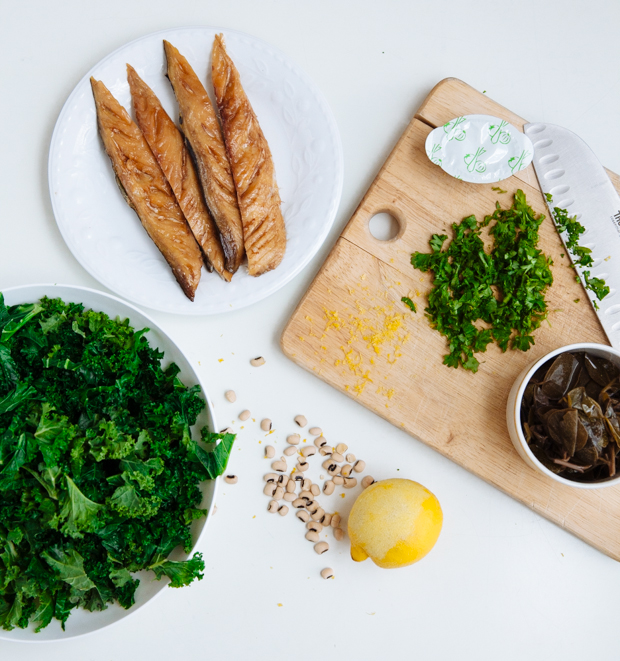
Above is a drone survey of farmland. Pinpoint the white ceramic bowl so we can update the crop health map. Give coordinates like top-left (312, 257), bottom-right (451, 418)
top-left (506, 342), bottom-right (620, 489)
top-left (0, 284), bottom-right (218, 642)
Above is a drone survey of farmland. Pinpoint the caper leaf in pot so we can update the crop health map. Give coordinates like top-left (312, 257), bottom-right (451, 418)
top-left (520, 350), bottom-right (620, 482)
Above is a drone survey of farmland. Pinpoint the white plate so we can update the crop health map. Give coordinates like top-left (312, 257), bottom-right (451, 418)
top-left (0, 284), bottom-right (217, 642)
top-left (48, 27), bottom-right (343, 314)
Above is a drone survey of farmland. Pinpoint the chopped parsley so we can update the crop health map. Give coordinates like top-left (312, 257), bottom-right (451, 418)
top-left (411, 190), bottom-right (553, 372)
top-left (492, 187), bottom-right (507, 194)
top-left (401, 297), bottom-right (417, 312)
top-left (550, 203), bottom-right (610, 303)
top-left (0, 295), bottom-right (234, 632)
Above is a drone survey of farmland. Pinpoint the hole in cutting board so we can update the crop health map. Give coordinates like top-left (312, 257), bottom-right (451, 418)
top-left (368, 212), bottom-right (400, 241)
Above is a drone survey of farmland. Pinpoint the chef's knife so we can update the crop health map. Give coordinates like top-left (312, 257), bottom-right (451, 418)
top-left (525, 122), bottom-right (620, 350)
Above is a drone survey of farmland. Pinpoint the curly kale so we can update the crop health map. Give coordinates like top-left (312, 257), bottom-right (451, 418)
top-left (0, 295), bottom-right (234, 632)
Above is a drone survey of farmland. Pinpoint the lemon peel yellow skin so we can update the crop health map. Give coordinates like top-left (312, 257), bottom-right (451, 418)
top-left (348, 478), bottom-right (443, 569)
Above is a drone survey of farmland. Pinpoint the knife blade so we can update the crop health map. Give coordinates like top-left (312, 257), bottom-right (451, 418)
top-left (525, 122), bottom-right (620, 350)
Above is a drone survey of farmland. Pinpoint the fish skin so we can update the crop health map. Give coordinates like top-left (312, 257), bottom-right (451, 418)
top-left (90, 77), bottom-right (202, 301)
top-left (163, 40), bottom-right (244, 274)
top-left (127, 64), bottom-right (232, 282)
top-left (211, 33), bottom-right (286, 277)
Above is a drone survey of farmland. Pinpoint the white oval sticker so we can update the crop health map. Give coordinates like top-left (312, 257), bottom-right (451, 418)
top-left (425, 114), bottom-right (534, 184)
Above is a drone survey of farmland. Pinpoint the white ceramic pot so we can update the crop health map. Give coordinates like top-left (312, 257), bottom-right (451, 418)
top-left (506, 342), bottom-right (620, 490)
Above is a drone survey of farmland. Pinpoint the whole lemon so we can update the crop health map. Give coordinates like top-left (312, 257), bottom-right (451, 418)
top-left (348, 478), bottom-right (442, 569)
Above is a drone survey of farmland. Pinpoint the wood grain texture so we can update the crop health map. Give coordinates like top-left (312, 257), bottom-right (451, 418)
top-left (281, 78), bottom-right (620, 561)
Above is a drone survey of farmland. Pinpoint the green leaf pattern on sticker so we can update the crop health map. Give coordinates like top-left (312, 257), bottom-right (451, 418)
top-left (443, 116), bottom-right (467, 142)
top-left (429, 144), bottom-right (442, 165)
top-left (509, 149), bottom-right (530, 173)
top-left (464, 147), bottom-right (487, 173)
top-left (488, 120), bottom-right (511, 145)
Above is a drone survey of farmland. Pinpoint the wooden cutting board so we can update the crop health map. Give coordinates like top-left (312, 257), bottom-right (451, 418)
top-left (281, 78), bottom-right (620, 561)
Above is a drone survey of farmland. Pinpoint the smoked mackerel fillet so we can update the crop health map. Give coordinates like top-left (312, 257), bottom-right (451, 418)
top-left (90, 77), bottom-right (202, 300)
top-left (212, 33), bottom-right (287, 277)
top-left (164, 40), bottom-right (245, 274)
top-left (127, 64), bottom-right (231, 282)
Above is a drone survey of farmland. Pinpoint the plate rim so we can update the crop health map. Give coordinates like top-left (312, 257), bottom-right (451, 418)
top-left (0, 283), bottom-right (219, 643)
top-left (47, 25), bottom-right (344, 315)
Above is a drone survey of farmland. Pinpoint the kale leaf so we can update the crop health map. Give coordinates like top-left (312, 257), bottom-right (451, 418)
top-left (0, 296), bottom-right (233, 632)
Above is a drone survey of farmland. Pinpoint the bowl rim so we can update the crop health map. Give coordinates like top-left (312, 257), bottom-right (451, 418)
top-left (512, 341), bottom-right (620, 489)
top-left (0, 283), bottom-right (219, 642)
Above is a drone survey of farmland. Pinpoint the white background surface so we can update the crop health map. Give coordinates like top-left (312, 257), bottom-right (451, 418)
top-left (1, 1), bottom-right (620, 659)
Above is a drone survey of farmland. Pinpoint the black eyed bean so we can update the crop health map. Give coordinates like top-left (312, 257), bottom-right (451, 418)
top-left (311, 508), bottom-right (325, 522)
top-left (294, 415), bottom-right (307, 427)
top-left (314, 542), bottom-right (329, 555)
top-left (305, 500), bottom-right (319, 514)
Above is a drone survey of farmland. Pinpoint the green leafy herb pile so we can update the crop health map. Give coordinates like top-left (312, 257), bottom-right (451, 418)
top-left (0, 295), bottom-right (233, 632)
top-left (411, 190), bottom-right (553, 372)
top-left (545, 193), bottom-right (610, 307)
